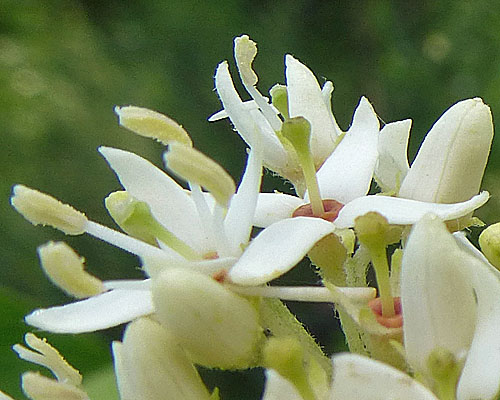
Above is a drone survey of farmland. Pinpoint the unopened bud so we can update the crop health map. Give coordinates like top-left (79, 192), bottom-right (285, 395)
top-left (479, 222), bottom-right (500, 269)
top-left (11, 185), bottom-right (87, 235)
top-left (37, 242), bottom-right (104, 299)
top-left (152, 269), bottom-right (264, 369)
top-left (113, 318), bottom-right (211, 400)
top-left (164, 144), bottom-right (236, 207)
top-left (115, 106), bottom-right (192, 146)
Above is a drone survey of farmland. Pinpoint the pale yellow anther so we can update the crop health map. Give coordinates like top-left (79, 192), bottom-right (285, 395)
top-left (22, 372), bottom-right (89, 400)
top-left (37, 242), bottom-right (104, 299)
top-left (14, 333), bottom-right (82, 386)
top-left (115, 105), bottom-right (193, 147)
top-left (164, 144), bottom-right (236, 207)
top-left (234, 35), bottom-right (258, 86)
top-left (10, 185), bottom-right (87, 235)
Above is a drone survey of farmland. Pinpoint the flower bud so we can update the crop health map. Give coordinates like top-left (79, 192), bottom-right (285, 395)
top-left (479, 222), bottom-right (500, 269)
top-left (113, 318), bottom-right (211, 400)
top-left (399, 98), bottom-right (493, 203)
top-left (152, 268), bottom-right (264, 369)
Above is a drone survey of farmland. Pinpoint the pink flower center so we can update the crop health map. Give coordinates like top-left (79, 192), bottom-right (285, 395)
top-left (292, 199), bottom-right (344, 222)
top-left (368, 297), bottom-right (403, 328)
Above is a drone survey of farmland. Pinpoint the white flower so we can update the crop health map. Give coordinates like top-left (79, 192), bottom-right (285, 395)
top-left (401, 214), bottom-right (500, 400)
top-left (211, 35), bottom-right (371, 195)
top-left (15, 142), bottom-right (351, 333)
top-left (254, 99), bottom-right (492, 230)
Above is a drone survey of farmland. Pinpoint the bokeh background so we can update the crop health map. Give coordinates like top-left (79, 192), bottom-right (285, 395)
top-left (2, 1), bottom-right (500, 398)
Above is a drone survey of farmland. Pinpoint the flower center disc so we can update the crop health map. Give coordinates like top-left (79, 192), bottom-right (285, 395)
top-left (292, 199), bottom-right (344, 222)
top-left (368, 297), bottom-right (403, 329)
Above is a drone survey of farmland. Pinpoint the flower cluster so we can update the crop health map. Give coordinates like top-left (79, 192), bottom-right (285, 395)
top-left (4, 35), bottom-right (500, 400)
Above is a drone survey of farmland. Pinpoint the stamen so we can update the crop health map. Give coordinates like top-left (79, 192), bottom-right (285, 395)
top-left (114, 105), bottom-right (193, 146)
top-left (13, 333), bottom-right (82, 386)
top-left (228, 284), bottom-right (376, 303)
top-left (37, 241), bottom-right (104, 299)
top-left (234, 35), bottom-right (281, 131)
top-left (292, 199), bottom-right (344, 222)
top-left (281, 117), bottom-right (324, 215)
top-left (11, 185), bottom-right (87, 235)
top-left (105, 191), bottom-right (200, 261)
top-left (165, 144), bottom-right (236, 208)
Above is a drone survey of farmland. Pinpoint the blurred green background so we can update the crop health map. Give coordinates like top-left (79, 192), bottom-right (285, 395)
top-left (2, 1), bottom-right (500, 398)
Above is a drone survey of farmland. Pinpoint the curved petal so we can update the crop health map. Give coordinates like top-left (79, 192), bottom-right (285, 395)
top-left (286, 54), bottom-right (340, 165)
top-left (214, 62), bottom-right (288, 172)
top-left (224, 147), bottom-right (263, 255)
top-left (254, 193), bottom-right (305, 227)
top-left (330, 353), bottom-right (438, 400)
top-left (25, 287), bottom-right (153, 333)
top-left (314, 97), bottom-right (379, 204)
top-left (401, 215), bottom-right (477, 375)
top-left (228, 216), bottom-right (335, 285)
top-left (374, 119), bottom-right (411, 193)
top-left (399, 98), bottom-right (493, 203)
top-left (99, 147), bottom-right (208, 253)
top-left (335, 191), bottom-right (489, 229)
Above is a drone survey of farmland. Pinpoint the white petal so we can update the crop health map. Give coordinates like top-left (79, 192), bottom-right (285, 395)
top-left (314, 97), bottom-right (379, 204)
top-left (214, 62), bottom-right (288, 172)
top-left (401, 215), bottom-right (477, 375)
top-left (99, 147), bottom-right (207, 252)
top-left (456, 249), bottom-right (500, 400)
top-left (399, 98), bottom-right (493, 203)
top-left (330, 353), bottom-right (438, 400)
top-left (262, 369), bottom-right (303, 400)
top-left (286, 55), bottom-right (340, 164)
top-left (374, 119), bottom-right (411, 193)
top-left (228, 216), bottom-right (335, 285)
top-left (254, 193), bottom-right (305, 228)
top-left (224, 147), bottom-right (263, 255)
top-left (335, 191), bottom-right (489, 228)
top-left (25, 287), bottom-right (153, 333)
top-left (208, 99), bottom-right (260, 122)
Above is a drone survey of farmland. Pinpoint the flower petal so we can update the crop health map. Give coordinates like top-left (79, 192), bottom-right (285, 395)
top-left (401, 215), bottom-right (477, 375)
top-left (224, 147), bottom-right (263, 255)
top-left (214, 62), bottom-right (288, 172)
top-left (99, 147), bottom-right (208, 253)
top-left (330, 353), bottom-right (438, 400)
top-left (254, 193), bottom-right (305, 228)
top-left (374, 119), bottom-right (411, 193)
top-left (335, 191), bottom-right (489, 228)
top-left (228, 216), bottom-right (335, 285)
top-left (286, 54), bottom-right (340, 165)
top-left (25, 284), bottom-right (153, 333)
top-left (399, 98), bottom-right (493, 203)
top-left (455, 241), bottom-right (500, 400)
top-left (314, 97), bottom-right (379, 204)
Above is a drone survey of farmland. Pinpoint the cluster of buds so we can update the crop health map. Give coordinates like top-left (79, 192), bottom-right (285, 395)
top-left (3, 35), bottom-right (500, 400)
